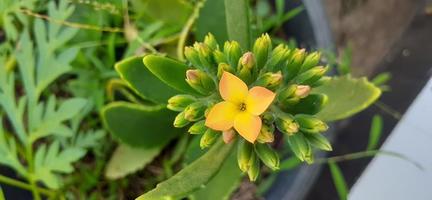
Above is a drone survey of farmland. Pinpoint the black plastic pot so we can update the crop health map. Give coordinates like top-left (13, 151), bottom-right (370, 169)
top-left (265, 0), bottom-right (335, 200)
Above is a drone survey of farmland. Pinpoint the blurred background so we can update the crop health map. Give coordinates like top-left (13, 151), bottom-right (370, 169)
top-left (307, 0), bottom-right (432, 199)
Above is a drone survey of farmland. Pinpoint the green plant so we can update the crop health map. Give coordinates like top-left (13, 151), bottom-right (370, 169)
top-left (0, 0), bottom-right (405, 199)
top-left (0, 1), bottom-right (104, 199)
top-left (100, 1), bottom-right (383, 199)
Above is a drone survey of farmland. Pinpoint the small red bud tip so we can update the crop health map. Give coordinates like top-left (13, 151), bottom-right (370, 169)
top-left (241, 52), bottom-right (255, 69)
top-left (222, 129), bottom-right (236, 144)
top-left (272, 71), bottom-right (283, 81)
top-left (186, 70), bottom-right (199, 82)
top-left (295, 85), bottom-right (311, 98)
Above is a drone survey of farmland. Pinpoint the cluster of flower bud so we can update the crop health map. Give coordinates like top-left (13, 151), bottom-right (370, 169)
top-left (167, 33), bottom-right (333, 179)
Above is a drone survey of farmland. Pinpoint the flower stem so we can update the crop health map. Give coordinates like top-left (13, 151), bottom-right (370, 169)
top-left (20, 8), bottom-right (123, 32)
top-left (315, 150), bottom-right (423, 170)
top-left (177, 0), bottom-right (206, 61)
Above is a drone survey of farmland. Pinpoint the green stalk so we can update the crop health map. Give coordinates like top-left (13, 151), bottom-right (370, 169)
top-left (177, 0), bottom-right (206, 61)
top-left (0, 175), bottom-right (54, 197)
top-left (315, 150), bottom-right (423, 170)
top-left (25, 142), bottom-right (41, 200)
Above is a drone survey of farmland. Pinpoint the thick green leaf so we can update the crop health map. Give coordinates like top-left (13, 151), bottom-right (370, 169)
top-left (329, 162), bottom-right (348, 200)
top-left (313, 76), bottom-right (381, 122)
top-left (105, 144), bottom-right (161, 179)
top-left (116, 56), bottom-right (180, 103)
top-left (366, 115), bottom-right (383, 150)
top-left (130, 0), bottom-right (192, 29)
top-left (102, 102), bottom-right (182, 148)
top-left (196, 0), bottom-right (228, 42)
top-left (143, 55), bottom-right (197, 95)
top-left (224, 0), bottom-right (251, 49)
top-left (136, 140), bottom-right (234, 200)
top-left (188, 137), bottom-right (243, 200)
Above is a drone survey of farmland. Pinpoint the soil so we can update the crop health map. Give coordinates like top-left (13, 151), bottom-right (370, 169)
top-left (323, 0), bottom-right (418, 76)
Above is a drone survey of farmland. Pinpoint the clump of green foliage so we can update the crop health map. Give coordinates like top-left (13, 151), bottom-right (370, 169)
top-left (0, 1), bottom-right (396, 200)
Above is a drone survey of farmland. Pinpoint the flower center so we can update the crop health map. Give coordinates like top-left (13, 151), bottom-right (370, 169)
top-left (239, 103), bottom-right (247, 111)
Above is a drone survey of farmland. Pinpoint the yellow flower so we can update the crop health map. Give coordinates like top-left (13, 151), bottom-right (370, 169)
top-left (205, 72), bottom-right (276, 143)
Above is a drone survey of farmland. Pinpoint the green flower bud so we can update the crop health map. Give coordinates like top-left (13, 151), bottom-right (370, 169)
top-left (240, 52), bottom-right (256, 70)
top-left (188, 120), bottom-right (207, 134)
top-left (286, 48), bottom-right (306, 80)
top-left (304, 152), bottom-right (314, 164)
top-left (295, 114), bottom-right (328, 134)
top-left (277, 84), bottom-right (298, 102)
top-left (275, 113), bottom-right (299, 135)
top-left (253, 33), bottom-right (272, 70)
top-left (287, 133), bottom-right (310, 161)
top-left (238, 52), bottom-right (256, 83)
top-left (213, 49), bottom-right (227, 64)
top-left (186, 69), bottom-right (216, 95)
top-left (261, 112), bottom-right (275, 124)
top-left (217, 62), bottom-right (234, 78)
top-left (184, 101), bottom-right (207, 121)
top-left (247, 153), bottom-right (260, 181)
top-left (224, 41), bottom-right (242, 67)
top-left (305, 133), bottom-right (332, 151)
top-left (255, 143), bottom-right (279, 170)
top-left (167, 94), bottom-right (196, 111)
top-left (294, 66), bottom-right (328, 85)
top-left (222, 129), bottom-right (236, 144)
top-left (267, 44), bottom-right (290, 72)
top-left (200, 129), bottom-right (219, 149)
top-left (295, 85), bottom-right (311, 98)
top-left (311, 76), bottom-right (331, 87)
top-left (204, 33), bottom-right (218, 50)
top-left (254, 71), bottom-right (283, 90)
top-left (184, 46), bottom-right (202, 68)
top-left (237, 140), bottom-right (254, 172)
top-left (286, 93), bottom-right (328, 115)
top-left (174, 112), bottom-right (190, 128)
top-left (257, 124), bottom-right (275, 143)
top-left (301, 52), bottom-right (321, 72)
top-left (278, 84), bottom-right (311, 107)
top-left (194, 43), bottom-right (214, 69)
top-left (279, 85), bottom-right (310, 108)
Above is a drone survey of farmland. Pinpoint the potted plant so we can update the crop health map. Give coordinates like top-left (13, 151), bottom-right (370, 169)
top-left (0, 0), bottom-right (382, 199)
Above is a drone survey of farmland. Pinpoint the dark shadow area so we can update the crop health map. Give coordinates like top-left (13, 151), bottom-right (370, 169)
top-left (306, 2), bottom-right (432, 199)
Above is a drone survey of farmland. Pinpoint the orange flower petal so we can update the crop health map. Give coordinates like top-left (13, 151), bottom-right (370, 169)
top-left (219, 72), bottom-right (248, 103)
top-left (245, 86), bottom-right (276, 115)
top-left (234, 112), bottom-right (261, 143)
top-left (205, 101), bottom-right (239, 131)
